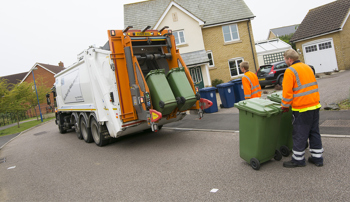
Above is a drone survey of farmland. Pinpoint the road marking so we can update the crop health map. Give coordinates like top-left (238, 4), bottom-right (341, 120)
top-left (7, 166), bottom-right (16, 170)
top-left (163, 127), bottom-right (238, 133)
top-left (210, 188), bottom-right (219, 193)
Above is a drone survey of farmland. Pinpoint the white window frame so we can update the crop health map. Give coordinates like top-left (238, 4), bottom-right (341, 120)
top-left (228, 58), bottom-right (244, 78)
top-left (173, 30), bottom-right (186, 45)
top-left (222, 24), bottom-right (240, 43)
top-left (207, 51), bottom-right (215, 68)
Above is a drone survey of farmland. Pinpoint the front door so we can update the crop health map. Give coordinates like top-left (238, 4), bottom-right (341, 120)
top-left (190, 66), bottom-right (204, 90)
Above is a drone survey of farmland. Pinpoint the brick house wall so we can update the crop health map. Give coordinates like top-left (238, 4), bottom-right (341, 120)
top-left (202, 20), bottom-right (259, 83)
top-left (295, 19), bottom-right (350, 71)
top-left (22, 65), bottom-right (56, 116)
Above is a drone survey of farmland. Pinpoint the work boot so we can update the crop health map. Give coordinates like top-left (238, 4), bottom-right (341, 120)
top-left (308, 157), bottom-right (323, 167)
top-left (283, 160), bottom-right (306, 168)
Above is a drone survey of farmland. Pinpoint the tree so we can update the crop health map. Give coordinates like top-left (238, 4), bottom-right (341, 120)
top-left (25, 76), bottom-right (52, 121)
top-left (0, 78), bottom-right (10, 113)
top-left (5, 82), bottom-right (32, 128)
top-left (279, 33), bottom-right (296, 50)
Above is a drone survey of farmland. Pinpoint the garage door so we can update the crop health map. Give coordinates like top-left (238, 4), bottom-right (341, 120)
top-left (303, 39), bottom-right (338, 73)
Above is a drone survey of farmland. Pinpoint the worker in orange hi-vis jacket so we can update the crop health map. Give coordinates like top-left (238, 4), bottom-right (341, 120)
top-left (239, 61), bottom-right (261, 99)
top-left (281, 49), bottom-right (323, 168)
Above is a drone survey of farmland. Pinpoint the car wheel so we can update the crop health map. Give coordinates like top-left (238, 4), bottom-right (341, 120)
top-left (278, 75), bottom-right (284, 85)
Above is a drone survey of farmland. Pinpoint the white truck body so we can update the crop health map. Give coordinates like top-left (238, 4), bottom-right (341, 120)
top-left (55, 47), bottom-right (185, 138)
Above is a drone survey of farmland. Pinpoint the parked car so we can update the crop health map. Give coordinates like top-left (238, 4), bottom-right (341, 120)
top-left (256, 61), bottom-right (315, 88)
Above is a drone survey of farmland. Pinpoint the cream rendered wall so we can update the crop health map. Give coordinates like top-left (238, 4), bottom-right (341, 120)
top-left (156, 6), bottom-right (205, 53)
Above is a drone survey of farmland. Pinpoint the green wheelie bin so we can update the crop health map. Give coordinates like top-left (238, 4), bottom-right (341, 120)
top-left (145, 69), bottom-right (177, 115)
top-left (166, 67), bottom-right (197, 111)
top-left (235, 98), bottom-right (283, 170)
top-left (267, 91), bottom-right (293, 157)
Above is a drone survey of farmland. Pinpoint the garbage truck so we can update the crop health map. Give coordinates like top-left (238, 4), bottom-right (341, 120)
top-left (51, 26), bottom-right (212, 146)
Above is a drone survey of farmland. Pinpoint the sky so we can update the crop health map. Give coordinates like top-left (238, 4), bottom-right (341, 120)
top-left (0, 0), bottom-right (337, 77)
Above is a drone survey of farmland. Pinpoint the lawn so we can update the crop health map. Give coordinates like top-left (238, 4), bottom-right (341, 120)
top-left (0, 117), bottom-right (55, 137)
top-left (339, 99), bottom-right (350, 110)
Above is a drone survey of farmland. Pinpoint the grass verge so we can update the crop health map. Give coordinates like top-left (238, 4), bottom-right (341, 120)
top-left (339, 99), bottom-right (350, 110)
top-left (0, 117), bottom-right (55, 137)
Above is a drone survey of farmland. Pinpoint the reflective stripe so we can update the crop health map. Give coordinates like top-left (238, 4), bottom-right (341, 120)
top-left (243, 75), bottom-right (254, 89)
top-left (293, 82), bottom-right (318, 91)
top-left (252, 85), bottom-right (260, 90)
top-left (251, 89), bottom-right (261, 95)
top-left (310, 148), bottom-right (324, 153)
top-left (281, 103), bottom-right (291, 107)
top-left (292, 154), bottom-right (305, 161)
top-left (245, 94), bottom-right (251, 97)
top-left (289, 67), bottom-right (302, 87)
top-left (294, 88), bottom-right (319, 97)
top-left (293, 150), bottom-right (305, 155)
top-left (282, 96), bottom-right (293, 102)
top-left (311, 153), bottom-right (323, 158)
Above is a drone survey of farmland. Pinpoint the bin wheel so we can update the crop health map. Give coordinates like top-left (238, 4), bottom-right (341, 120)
top-left (274, 150), bottom-right (282, 161)
top-left (250, 158), bottom-right (260, 170)
top-left (220, 104), bottom-right (224, 108)
top-left (280, 145), bottom-right (290, 157)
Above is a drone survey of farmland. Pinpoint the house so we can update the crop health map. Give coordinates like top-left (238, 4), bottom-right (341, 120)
top-left (21, 62), bottom-right (65, 116)
top-left (255, 39), bottom-right (291, 66)
top-left (291, 0), bottom-right (350, 73)
top-left (1, 62), bottom-right (65, 117)
top-left (267, 24), bottom-right (299, 40)
top-left (124, 0), bottom-right (258, 88)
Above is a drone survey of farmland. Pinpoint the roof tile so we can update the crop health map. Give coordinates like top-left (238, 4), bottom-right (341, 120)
top-left (291, 0), bottom-right (350, 42)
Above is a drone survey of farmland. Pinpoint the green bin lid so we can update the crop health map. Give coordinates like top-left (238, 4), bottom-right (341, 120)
top-left (235, 98), bottom-right (281, 117)
top-left (267, 91), bottom-right (283, 103)
top-left (145, 69), bottom-right (165, 80)
top-left (166, 67), bottom-right (185, 78)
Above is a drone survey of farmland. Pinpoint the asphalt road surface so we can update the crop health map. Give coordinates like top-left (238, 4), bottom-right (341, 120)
top-left (1, 121), bottom-right (350, 201)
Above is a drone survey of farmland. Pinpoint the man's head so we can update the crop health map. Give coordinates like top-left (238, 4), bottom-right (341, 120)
top-left (284, 49), bottom-right (299, 66)
top-left (239, 61), bottom-right (249, 72)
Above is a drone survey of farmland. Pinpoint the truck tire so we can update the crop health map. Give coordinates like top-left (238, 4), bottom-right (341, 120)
top-left (72, 115), bottom-right (82, 140)
top-left (57, 114), bottom-right (66, 134)
top-left (80, 118), bottom-right (93, 143)
top-left (90, 118), bottom-right (109, 147)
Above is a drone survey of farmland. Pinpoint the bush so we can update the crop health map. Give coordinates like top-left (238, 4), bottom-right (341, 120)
top-left (212, 79), bottom-right (224, 87)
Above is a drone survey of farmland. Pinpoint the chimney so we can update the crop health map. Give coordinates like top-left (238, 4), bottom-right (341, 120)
top-left (58, 61), bottom-right (64, 67)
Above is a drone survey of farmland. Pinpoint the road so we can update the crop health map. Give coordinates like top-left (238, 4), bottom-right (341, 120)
top-left (0, 70), bottom-right (350, 201)
top-left (0, 121), bottom-right (350, 201)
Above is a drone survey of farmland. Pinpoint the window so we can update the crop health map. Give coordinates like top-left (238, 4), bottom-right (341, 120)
top-left (305, 45), bottom-right (317, 53)
top-left (274, 62), bottom-right (288, 70)
top-left (173, 30), bottom-right (186, 45)
top-left (222, 24), bottom-right (239, 42)
top-left (263, 52), bottom-right (284, 64)
top-left (207, 51), bottom-right (215, 67)
top-left (319, 42), bottom-right (332, 50)
top-left (229, 58), bottom-right (244, 77)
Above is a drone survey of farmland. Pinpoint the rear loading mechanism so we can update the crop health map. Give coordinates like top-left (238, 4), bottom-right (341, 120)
top-left (53, 26), bottom-right (213, 147)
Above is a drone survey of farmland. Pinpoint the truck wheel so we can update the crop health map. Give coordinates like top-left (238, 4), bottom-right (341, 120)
top-left (58, 115), bottom-right (66, 134)
top-left (80, 118), bottom-right (93, 143)
top-left (90, 118), bottom-right (109, 147)
top-left (73, 116), bottom-right (82, 140)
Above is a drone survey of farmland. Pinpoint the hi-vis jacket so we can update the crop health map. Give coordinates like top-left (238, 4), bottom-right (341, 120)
top-left (242, 71), bottom-right (262, 99)
top-left (281, 61), bottom-right (320, 110)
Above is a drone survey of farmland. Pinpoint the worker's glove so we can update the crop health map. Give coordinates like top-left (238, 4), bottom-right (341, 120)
top-left (281, 107), bottom-right (289, 113)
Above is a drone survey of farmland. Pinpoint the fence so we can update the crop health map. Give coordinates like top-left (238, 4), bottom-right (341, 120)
top-left (0, 111), bottom-right (28, 127)
top-left (0, 105), bottom-right (55, 127)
